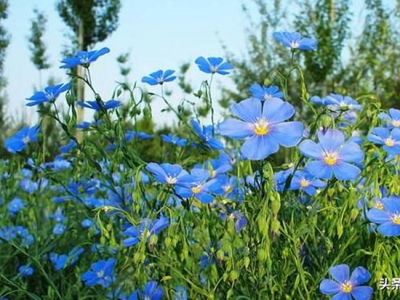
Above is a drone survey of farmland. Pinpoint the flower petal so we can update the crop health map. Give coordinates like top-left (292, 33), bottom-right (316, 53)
top-left (320, 279), bottom-right (341, 294)
top-left (240, 135), bottom-right (279, 160)
top-left (351, 286), bottom-right (373, 300)
top-left (329, 264), bottom-right (350, 283)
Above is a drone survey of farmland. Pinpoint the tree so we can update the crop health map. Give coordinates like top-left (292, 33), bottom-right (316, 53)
top-left (0, 0), bottom-right (10, 157)
top-left (28, 8), bottom-right (50, 87)
top-left (56, 0), bottom-right (122, 142)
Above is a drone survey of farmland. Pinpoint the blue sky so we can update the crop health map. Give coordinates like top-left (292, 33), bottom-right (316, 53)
top-left (2, 0), bottom-right (380, 126)
top-left (4, 0), bottom-right (254, 125)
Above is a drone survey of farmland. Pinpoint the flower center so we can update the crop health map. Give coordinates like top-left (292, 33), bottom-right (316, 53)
top-left (385, 138), bottom-right (395, 147)
top-left (300, 178), bottom-right (310, 187)
top-left (166, 176), bottom-right (177, 184)
top-left (22, 136), bottom-right (30, 144)
top-left (224, 185), bottom-right (232, 193)
top-left (191, 185), bottom-right (203, 194)
top-left (392, 120), bottom-right (400, 127)
top-left (323, 151), bottom-right (338, 165)
top-left (341, 281), bottom-right (353, 293)
top-left (254, 119), bottom-right (269, 136)
top-left (290, 41), bottom-right (299, 49)
top-left (96, 271), bottom-right (104, 278)
top-left (264, 94), bottom-right (272, 100)
top-left (374, 202), bottom-right (384, 210)
top-left (391, 213), bottom-right (400, 225)
top-left (210, 65), bottom-right (217, 73)
top-left (46, 93), bottom-right (55, 101)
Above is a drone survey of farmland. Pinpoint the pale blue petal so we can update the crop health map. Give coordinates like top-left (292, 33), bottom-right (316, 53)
top-left (306, 161), bottom-right (333, 179)
top-left (338, 142), bottom-right (364, 163)
top-left (318, 129), bottom-right (345, 151)
top-left (351, 286), bottom-right (373, 300)
top-left (271, 122), bottom-right (303, 147)
top-left (299, 140), bottom-right (323, 159)
top-left (366, 208), bottom-right (391, 224)
top-left (329, 264), bottom-right (350, 283)
top-left (218, 119), bottom-right (253, 139)
top-left (332, 162), bottom-right (361, 180)
top-left (240, 135), bottom-right (279, 160)
top-left (320, 279), bottom-right (341, 294)
top-left (377, 223), bottom-right (400, 237)
top-left (350, 267), bottom-right (371, 285)
top-left (230, 98), bottom-right (261, 123)
top-left (262, 98), bottom-right (295, 123)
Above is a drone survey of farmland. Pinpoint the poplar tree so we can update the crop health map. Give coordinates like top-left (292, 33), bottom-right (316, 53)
top-left (0, 0), bottom-right (10, 155)
top-left (56, 0), bottom-right (122, 142)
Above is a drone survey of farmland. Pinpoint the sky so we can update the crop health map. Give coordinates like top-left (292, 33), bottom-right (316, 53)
top-left (2, 0), bottom-right (384, 127)
top-left (3, 0), bottom-right (255, 126)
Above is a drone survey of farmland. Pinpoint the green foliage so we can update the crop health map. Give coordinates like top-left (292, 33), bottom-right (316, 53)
top-left (56, 0), bottom-right (122, 50)
top-left (28, 8), bottom-right (51, 71)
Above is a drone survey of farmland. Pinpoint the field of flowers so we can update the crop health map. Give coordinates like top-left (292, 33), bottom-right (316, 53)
top-left (1, 32), bottom-right (399, 299)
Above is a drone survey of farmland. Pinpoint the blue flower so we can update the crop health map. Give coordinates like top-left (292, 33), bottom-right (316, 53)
top-left (313, 94), bottom-right (362, 111)
top-left (320, 264), bottom-right (373, 300)
top-left (122, 217), bottom-right (169, 247)
top-left (249, 84), bottom-right (284, 100)
top-left (60, 47), bottom-right (110, 68)
top-left (146, 163), bottom-right (191, 186)
top-left (143, 281), bottom-right (164, 300)
top-left (367, 127), bottom-right (400, 156)
top-left (175, 168), bottom-right (220, 204)
top-left (77, 100), bottom-right (121, 111)
top-left (367, 196), bottom-right (400, 237)
top-left (195, 56), bottom-right (233, 75)
top-left (81, 258), bottom-right (116, 288)
top-left (18, 265), bottom-right (34, 277)
top-left (289, 170), bottom-right (327, 196)
top-left (299, 129), bottom-right (364, 180)
top-left (161, 133), bottom-right (187, 147)
top-left (378, 108), bottom-right (400, 129)
top-left (50, 247), bottom-right (84, 270)
top-left (219, 98), bottom-right (303, 160)
top-left (8, 197), bottom-right (24, 214)
top-left (53, 223), bottom-right (66, 236)
top-left (26, 83), bottom-right (71, 106)
top-left (141, 69), bottom-right (176, 85)
top-left (4, 125), bottom-right (39, 153)
top-left (190, 119), bottom-right (224, 150)
top-left (273, 32), bottom-right (317, 50)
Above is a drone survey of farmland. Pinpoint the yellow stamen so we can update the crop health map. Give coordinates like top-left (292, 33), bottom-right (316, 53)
top-left (391, 214), bottom-right (400, 225)
top-left (341, 281), bottom-right (353, 293)
top-left (385, 138), bottom-right (395, 147)
top-left (254, 119), bottom-right (269, 136)
top-left (300, 178), bottom-right (310, 187)
top-left (191, 185), bottom-right (202, 194)
top-left (375, 202), bottom-right (384, 210)
top-left (323, 152), bottom-right (338, 165)
top-left (392, 120), bottom-right (400, 127)
top-left (166, 176), bottom-right (177, 184)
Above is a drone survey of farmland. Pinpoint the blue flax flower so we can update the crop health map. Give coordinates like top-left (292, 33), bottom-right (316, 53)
top-left (146, 163), bottom-right (190, 186)
top-left (289, 170), bottom-right (327, 196)
top-left (141, 69), bottom-right (176, 85)
top-left (320, 264), bottom-right (373, 300)
top-left (367, 127), bottom-right (400, 156)
top-left (26, 83), bottom-right (71, 106)
top-left (77, 100), bottom-right (121, 111)
top-left (273, 31), bottom-right (317, 50)
top-left (18, 265), bottom-right (34, 277)
top-left (195, 56), bottom-right (233, 75)
top-left (378, 108), bottom-right (400, 129)
top-left (8, 197), bottom-right (24, 215)
top-left (81, 258), bottom-right (116, 288)
top-left (190, 119), bottom-right (224, 150)
top-left (367, 196), bottom-right (400, 237)
top-left (249, 84), bottom-right (284, 100)
top-left (60, 47), bottom-right (110, 68)
top-left (4, 125), bottom-right (39, 153)
top-left (299, 129), bottom-right (364, 180)
top-left (175, 168), bottom-right (220, 204)
top-left (122, 217), bottom-right (169, 247)
top-left (127, 281), bottom-right (164, 300)
top-left (219, 98), bottom-right (303, 160)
